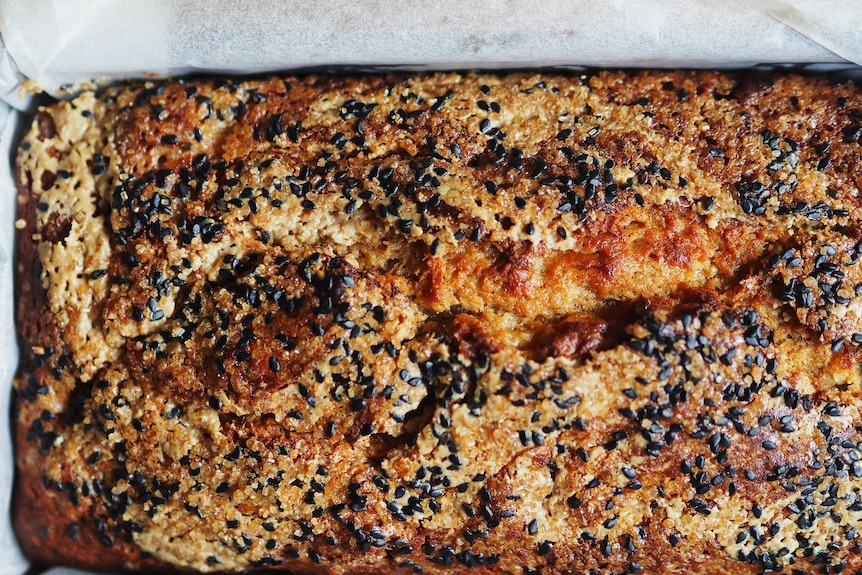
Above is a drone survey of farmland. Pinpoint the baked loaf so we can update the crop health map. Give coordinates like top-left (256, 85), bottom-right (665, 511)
top-left (13, 71), bottom-right (862, 574)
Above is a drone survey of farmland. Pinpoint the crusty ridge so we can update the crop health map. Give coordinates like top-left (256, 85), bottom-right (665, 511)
top-left (13, 71), bottom-right (862, 574)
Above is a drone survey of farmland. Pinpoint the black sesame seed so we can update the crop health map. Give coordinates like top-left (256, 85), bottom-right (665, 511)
top-left (600, 538), bottom-right (612, 556)
top-left (269, 357), bottom-right (281, 372)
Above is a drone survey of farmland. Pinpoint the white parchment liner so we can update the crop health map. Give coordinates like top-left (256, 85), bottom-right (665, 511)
top-left (0, 1), bottom-right (859, 573)
top-left (0, 99), bottom-right (25, 575)
top-left (0, 0), bottom-right (860, 97)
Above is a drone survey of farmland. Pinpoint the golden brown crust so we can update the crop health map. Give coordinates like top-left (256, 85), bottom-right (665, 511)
top-left (13, 70), bottom-right (862, 574)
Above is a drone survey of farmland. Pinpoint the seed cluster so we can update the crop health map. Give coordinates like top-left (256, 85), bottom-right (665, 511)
top-left (13, 70), bottom-right (862, 574)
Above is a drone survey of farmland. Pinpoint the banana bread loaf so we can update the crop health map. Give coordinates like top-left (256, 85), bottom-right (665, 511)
top-left (13, 71), bottom-right (862, 574)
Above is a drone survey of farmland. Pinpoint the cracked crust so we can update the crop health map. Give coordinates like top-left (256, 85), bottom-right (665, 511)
top-left (13, 71), bottom-right (862, 574)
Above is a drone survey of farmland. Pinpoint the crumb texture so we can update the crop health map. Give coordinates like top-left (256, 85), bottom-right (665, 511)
top-left (13, 71), bottom-right (862, 574)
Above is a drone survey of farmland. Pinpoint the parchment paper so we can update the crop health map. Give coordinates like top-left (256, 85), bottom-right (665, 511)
top-left (0, 0), bottom-right (860, 98)
top-left (0, 101), bottom-right (25, 575)
top-left (0, 1), bottom-right (860, 574)
top-left (770, 0), bottom-right (862, 66)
